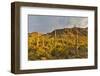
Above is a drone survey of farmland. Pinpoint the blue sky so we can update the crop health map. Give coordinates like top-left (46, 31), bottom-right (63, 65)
top-left (28, 15), bottom-right (88, 34)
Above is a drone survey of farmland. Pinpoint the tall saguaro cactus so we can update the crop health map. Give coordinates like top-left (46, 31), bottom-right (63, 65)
top-left (74, 25), bottom-right (79, 56)
top-left (42, 36), bottom-right (44, 47)
top-left (54, 25), bottom-right (57, 48)
top-left (37, 32), bottom-right (39, 47)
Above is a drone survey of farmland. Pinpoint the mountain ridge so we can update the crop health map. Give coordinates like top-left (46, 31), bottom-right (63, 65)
top-left (29, 27), bottom-right (88, 37)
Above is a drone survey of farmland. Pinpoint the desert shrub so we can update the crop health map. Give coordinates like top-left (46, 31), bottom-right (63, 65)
top-left (28, 28), bottom-right (88, 60)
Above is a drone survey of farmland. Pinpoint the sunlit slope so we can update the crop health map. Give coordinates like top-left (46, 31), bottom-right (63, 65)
top-left (28, 27), bottom-right (88, 60)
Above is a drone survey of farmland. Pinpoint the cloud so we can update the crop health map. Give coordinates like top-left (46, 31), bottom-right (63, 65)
top-left (67, 17), bottom-right (88, 28)
top-left (28, 15), bottom-right (88, 33)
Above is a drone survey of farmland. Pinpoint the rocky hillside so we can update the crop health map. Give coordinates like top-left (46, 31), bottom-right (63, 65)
top-left (28, 27), bottom-right (88, 60)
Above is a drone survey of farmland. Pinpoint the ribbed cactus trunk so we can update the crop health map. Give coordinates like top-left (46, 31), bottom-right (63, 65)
top-left (75, 26), bottom-right (79, 56)
top-left (37, 32), bottom-right (39, 47)
top-left (42, 36), bottom-right (44, 47)
top-left (76, 28), bottom-right (78, 50)
top-left (55, 25), bottom-right (56, 48)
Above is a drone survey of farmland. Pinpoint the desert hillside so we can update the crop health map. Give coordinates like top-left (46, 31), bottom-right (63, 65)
top-left (28, 27), bottom-right (88, 60)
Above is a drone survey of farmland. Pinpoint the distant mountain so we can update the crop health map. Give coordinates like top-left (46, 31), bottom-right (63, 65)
top-left (28, 32), bottom-right (43, 37)
top-left (43, 27), bottom-right (88, 37)
top-left (28, 27), bottom-right (88, 40)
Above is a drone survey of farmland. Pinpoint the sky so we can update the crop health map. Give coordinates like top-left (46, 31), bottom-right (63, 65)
top-left (28, 15), bottom-right (88, 34)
